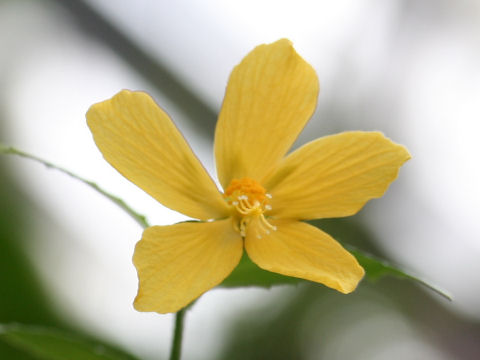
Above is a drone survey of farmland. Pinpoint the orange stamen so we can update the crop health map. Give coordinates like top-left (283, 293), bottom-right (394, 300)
top-left (224, 177), bottom-right (275, 238)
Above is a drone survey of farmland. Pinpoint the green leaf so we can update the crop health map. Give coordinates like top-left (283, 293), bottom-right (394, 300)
top-left (0, 144), bottom-right (149, 229)
top-left (221, 252), bottom-right (299, 288)
top-left (0, 324), bottom-right (139, 360)
top-left (347, 247), bottom-right (452, 300)
top-left (220, 246), bottom-right (451, 301)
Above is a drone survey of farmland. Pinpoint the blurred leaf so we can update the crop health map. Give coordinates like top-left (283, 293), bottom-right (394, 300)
top-left (0, 145), bottom-right (143, 357)
top-left (0, 324), bottom-right (140, 360)
top-left (0, 145), bottom-right (67, 358)
top-left (54, 0), bottom-right (217, 138)
top-left (348, 247), bottom-right (452, 300)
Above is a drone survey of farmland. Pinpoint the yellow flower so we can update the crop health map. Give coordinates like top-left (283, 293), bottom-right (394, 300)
top-left (86, 39), bottom-right (410, 314)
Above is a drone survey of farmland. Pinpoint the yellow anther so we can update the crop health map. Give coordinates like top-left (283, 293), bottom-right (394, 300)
top-left (225, 177), bottom-right (268, 204)
top-left (224, 177), bottom-right (276, 238)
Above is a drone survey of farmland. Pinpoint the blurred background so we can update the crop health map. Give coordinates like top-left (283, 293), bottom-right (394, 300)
top-left (1, 0), bottom-right (479, 359)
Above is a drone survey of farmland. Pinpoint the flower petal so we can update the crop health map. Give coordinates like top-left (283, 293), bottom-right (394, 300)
top-left (87, 90), bottom-right (229, 220)
top-left (133, 219), bottom-right (243, 313)
top-left (214, 39), bottom-right (319, 189)
top-left (245, 220), bottom-right (364, 293)
top-left (263, 131), bottom-right (411, 220)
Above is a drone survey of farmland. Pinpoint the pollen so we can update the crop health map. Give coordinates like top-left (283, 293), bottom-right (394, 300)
top-left (224, 177), bottom-right (267, 204)
top-left (224, 177), bottom-right (276, 238)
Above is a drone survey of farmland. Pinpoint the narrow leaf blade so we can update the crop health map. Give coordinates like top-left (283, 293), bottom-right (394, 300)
top-left (348, 247), bottom-right (452, 300)
top-left (0, 144), bottom-right (149, 229)
top-left (220, 245), bottom-right (451, 301)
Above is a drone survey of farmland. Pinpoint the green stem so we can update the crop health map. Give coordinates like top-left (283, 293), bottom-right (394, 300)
top-left (169, 309), bottom-right (186, 360)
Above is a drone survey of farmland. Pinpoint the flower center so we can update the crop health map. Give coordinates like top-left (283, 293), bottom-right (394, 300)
top-left (224, 177), bottom-right (276, 238)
